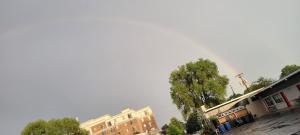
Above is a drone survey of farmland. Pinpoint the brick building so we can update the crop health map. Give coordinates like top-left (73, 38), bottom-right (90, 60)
top-left (80, 106), bottom-right (159, 135)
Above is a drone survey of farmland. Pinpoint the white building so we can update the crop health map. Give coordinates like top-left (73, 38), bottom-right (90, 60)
top-left (250, 69), bottom-right (300, 114)
top-left (202, 69), bottom-right (300, 125)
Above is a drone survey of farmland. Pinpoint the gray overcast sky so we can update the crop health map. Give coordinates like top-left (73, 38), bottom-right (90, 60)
top-left (1, 0), bottom-right (300, 134)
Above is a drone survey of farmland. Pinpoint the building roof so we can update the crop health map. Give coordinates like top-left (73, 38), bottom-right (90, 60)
top-left (203, 88), bottom-right (264, 113)
top-left (80, 106), bottom-right (152, 128)
top-left (203, 69), bottom-right (300, 116)
top-left (254, 69), bottom-right (300, 98)
top-left (260, 69), bottom-right (300, 91)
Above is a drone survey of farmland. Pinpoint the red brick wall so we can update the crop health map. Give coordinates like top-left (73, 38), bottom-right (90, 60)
top-left (92, 115), bottom-right (158, 135)
top-left (91, 122), bottom-right (107, 134)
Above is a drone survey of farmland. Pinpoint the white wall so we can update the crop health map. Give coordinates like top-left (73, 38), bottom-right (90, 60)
top-left (284, 83), bottom-right (300, 106)
top-left (246, 98), bottom-right (268, 118)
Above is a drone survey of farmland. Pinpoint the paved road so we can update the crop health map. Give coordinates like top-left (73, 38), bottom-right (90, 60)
top-left (225, 108), bottom-right (300, 135)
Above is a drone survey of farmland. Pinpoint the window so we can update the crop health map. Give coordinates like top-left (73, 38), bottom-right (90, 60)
top-left (128, 113), bottom-right (132, 119)
top-left (272, 94), bottom-right (284, 103)
top-left (251, 96), bottom-right (259, 101)
top-left (144, 111), bottom-right (149, 116)
top-left (264, 97), bottom-right (274, 106)
top-left (107, 122), bottom-right (112, 127)
top-left (244, 99), bottom-right (250, 105)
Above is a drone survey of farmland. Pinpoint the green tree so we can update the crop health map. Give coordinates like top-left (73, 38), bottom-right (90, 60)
top-left (161, 124), bottom-right (169, 135)
top-left (21, 118), bottom-right (89, 135)
top-left (169, 59), bottom-right (229, 118)
top-left (280, 64), bottom-right (300, 78)
top-left (166, 118), bottom-right (185, 135)
top-left (186, 111), bottom-right (202, 134)
top-left (227, 93), bottom-right (243, 101)
top-left (244, 77), bottom-right (274, 94)
top-left (21, 120), bottom-right (47, 135)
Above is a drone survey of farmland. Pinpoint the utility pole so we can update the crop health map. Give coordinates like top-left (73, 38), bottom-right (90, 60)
top-left (229, 85), bottom-right (236, 95)
top-left (235, 73), bottom-right (249, 90)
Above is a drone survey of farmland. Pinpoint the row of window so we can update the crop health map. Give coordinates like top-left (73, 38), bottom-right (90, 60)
top-left (100, 126), bottom-right (135, 135)
top-left (99, 123), bottom-right (152, 135)
top-left (93, 111), bottom-right (151, 134)
top-left (217, 106), bottom-right (244, 117)
top-left (264, 93), bottom-right (284, 107)
top-left (264, 83), bottom-right (300, 107)
top-left (105, 111), bottom-right (149, 127)
top-left (106, 113), bottom-right (134, 127)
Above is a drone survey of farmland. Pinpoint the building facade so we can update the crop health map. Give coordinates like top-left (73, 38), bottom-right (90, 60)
top-left (202, 70), bottom-right (300, 128)
top-left (253, 70), bottom-right (300, 113)
top-left (201, 89), bottom-right (264, 124)
top-left (80, 107), bottom-right (158, 135)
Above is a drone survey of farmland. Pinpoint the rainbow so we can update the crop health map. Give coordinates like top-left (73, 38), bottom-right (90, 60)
top-left (0, 16), bottom-right (244, 94)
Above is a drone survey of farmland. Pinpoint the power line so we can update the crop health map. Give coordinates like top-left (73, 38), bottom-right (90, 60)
top-left (235, 73), bottom-right (250, 90)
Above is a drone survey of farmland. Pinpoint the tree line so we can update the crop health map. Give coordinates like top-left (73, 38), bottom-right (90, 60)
top-left (21, 118), bottom-right (89, 135)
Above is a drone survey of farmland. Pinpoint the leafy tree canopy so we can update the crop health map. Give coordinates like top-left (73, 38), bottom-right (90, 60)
top-left (280, 64), bottom-right (300, 78)
top-left (161, 124), bottom-right (169, 135)
top-left (169, 59), bottom-right (229, 118)
top-left (186, 111), bottom-right (202, 134)
top-left (21, 118), bottom-right (89, 135)
top-left (166, 118), bottom-right (185, 135)
top-left (244, 77), bottom-right (274, 94)
top-left (161, 124), bottom-right (169, 130)
top-left (21, 120), bottom-right (48, 135)
top-left (227, 93), bottom-right (243, 101)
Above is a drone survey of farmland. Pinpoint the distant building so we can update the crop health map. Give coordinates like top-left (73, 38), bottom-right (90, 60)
top-left (80, 106), bottom-right (159, 135)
